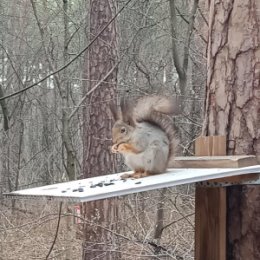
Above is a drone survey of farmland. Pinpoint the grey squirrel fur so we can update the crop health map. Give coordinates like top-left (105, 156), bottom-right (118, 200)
top-left (110, 95), bottom-right (180, 179)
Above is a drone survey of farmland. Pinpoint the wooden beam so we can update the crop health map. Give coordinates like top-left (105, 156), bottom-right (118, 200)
top-left (174, 155), bottom-right (258, 168)
top-left (195, 136), bottom-right (227, 260)
top-left (195, 187), bottom-right (226, 260)
top-left (195, 135), bottom-right (226, 156)
top-left (173, 155), bottom-right (259, 184)
top-left (175, 136), bottom-right (259, 186)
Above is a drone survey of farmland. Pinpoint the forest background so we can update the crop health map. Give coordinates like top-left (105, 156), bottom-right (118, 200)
top-left (0, 0), bottom-right (215, 259)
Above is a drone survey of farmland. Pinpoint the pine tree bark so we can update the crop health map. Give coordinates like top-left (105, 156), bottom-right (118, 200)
top-left (202, 0), bottom-right (260, 259)
top-left (82, 0), bottom-right (119, 259)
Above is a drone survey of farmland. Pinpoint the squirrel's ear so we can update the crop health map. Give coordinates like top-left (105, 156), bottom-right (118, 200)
top-left (120, 98), bottom-right (135, 126)
top-left (109, 101), bottom-right (119, 121)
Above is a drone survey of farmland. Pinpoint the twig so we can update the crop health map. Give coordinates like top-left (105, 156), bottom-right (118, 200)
top-left (169, 0), bottom-right (185, 82)
top-left (161, 213), bottom-right (194, 232)
top-left (0, 84), bottom-right (9, 130)
top-left (69, 61), bottom-right (120, 120)
top-left (45, 202), bottom-right (63, 259)
top-left (0, 43), bottom-right (25, 88)
top-left (176, 6), bottom-right (207, 44)
top-left (198, 6), bottom-right (208, 26)
top-left (183, 0), bottom-right (199, 76)
top-left (0, 0), bottom-right (134, 102)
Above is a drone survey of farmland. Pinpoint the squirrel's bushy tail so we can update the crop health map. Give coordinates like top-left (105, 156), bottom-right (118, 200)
top-left (134, 95), bottom-right (180, 161)
top-left (134, 96), bottom-right (179, 119)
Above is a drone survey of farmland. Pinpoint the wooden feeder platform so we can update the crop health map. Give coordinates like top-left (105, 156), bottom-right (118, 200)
top-left (4, 136), bottom-right (260, 260)
top-left (4, 159), bottom-right (260, 203)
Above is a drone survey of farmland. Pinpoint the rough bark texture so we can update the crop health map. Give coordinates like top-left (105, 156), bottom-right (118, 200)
top-left (202, 0), bottom-right (260, 154)
top-left (83, 0), bottom-right (118, 177)
top-left (82, 0), bottom-right (119, 259)
top-left (227, 185), bottom-right (260, 260)
top-left (203, 0), bottom-right (260, 259)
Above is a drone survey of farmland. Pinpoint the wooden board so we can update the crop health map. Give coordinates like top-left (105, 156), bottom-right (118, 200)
top-left (195, 136), bottom-right (227, 260)
top-left (173, 155), bottom-right (258, 169)
top-left (195, 187), bottom-right (226, 260)
top-left (195, 135), bottom-right (226, 156)
top-left (174, 155), bottom-right (259, 184)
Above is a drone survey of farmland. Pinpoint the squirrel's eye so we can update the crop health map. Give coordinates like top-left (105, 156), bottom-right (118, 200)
top-left (120, 127), bottom-right (126, 133)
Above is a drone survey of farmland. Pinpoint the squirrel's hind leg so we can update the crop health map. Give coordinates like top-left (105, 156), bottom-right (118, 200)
top-left (143, 145), bottom-right (168, 174)
top-left (120, 169), bottom-right (147, 179)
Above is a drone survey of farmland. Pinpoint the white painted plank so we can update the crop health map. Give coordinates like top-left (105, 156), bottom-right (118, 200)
top-left (5, 165), bottom-right (260, 203)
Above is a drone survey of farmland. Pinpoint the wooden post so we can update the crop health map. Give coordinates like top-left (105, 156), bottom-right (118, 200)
top-left (195, 136), bottom-right (227, 260)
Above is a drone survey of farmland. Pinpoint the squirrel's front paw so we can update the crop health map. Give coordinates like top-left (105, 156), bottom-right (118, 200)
top-left (112, 143), bottom-right (128, 153)
top-left (118, 143), bottom-right (140, 153)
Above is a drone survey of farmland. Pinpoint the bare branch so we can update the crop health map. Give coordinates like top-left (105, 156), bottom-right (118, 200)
top-left (69, 60), bottom-right (120, 120)
top-left (183, 0), bottom-right (199, 75)
top-left (161, 213), bottom-right (195, 232)
top-left (169, 0), bottom-right (200, 95)
top-left (0, 0), bottom-right (134, 102)
top-left (0, 84), bottom-right (9, 131)
top-left (45, 202), bottom-right (63, 259)
top-left (176, 5), bottom-right (207, 44)
top-left (0, 43), bottom-right (25, 88)
top-left (169, 0), bottom-right (185, 83)
top-left (198, 6), bottom-right (208, 26)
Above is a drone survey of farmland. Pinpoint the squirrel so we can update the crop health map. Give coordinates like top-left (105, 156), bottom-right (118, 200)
top-left (110, 95), bottom-right (180, 179)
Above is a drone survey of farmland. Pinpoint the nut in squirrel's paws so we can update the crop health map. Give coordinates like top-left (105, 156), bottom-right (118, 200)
top-left (117, 143), bottom-right (128, 153)
top-left (111, 143), bottom-right (130, 154)
top-left (111, 144), bottom-right (119, 153)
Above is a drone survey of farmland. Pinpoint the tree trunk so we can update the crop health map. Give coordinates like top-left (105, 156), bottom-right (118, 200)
top-left (202, 0), bottom-right (260, 259)
top-left (82, 0), bottom-right (119, 259)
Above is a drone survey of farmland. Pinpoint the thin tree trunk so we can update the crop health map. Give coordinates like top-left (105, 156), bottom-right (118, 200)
top-left (82, 0), bottom-right (119, 259)
top-left (169, 0), bottom-right (199, 95)
top-left (203, 0), bottom-right (260, 259)
top-left (153, 189), bottom-right (166, 257)
top-left (0, 84), bottom-right (9, 131)
top-left (31, 0), bottom-right (76, 181)
top-left (62, 0), bottom-right (76, 181)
